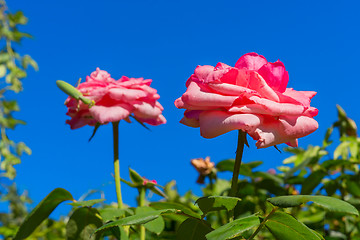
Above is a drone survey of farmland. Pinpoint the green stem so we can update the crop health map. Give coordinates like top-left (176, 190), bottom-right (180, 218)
top-left (229, 130), bottom-right (246, 197)
top-left (248, 207), bottom-right (278, 240)
top-left (139, 187), bottom-right (146, 240)
top-left (112, 121), bottom-right (123, 209)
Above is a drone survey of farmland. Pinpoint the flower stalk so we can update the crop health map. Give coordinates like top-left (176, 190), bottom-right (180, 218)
top-left (229, 130), bottom-right (246, 197)
top-left (112, 121), bottom-right (123, 209)
top-left (139, 187), bottom-right (146, 240)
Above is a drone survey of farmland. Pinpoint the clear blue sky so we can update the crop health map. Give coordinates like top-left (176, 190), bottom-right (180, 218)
top-left (6, 0), bottom-right (360, 217)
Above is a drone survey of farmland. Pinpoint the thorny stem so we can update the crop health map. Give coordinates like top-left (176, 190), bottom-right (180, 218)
top-left (248, 207), bottom-right (278, 240)
top-left (228, 130), bottom-right (246, 222)
top-left (229, 130), bottom-right (246, 197)
top-left (112, 121), bottom-right (123, 209)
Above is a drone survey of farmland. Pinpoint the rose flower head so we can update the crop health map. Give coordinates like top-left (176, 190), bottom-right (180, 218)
top-left (175, 53), bottom-right (318, 148)
top-left (191, 156), bottom-right (215, 184)
top-left (65, 68), bottom-right (166, 129)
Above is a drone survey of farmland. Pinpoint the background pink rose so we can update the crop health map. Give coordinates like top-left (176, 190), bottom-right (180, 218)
top-left (175, 53), bottom-right (318, 148)
top-left (65, 68), bottom-right (166, 129)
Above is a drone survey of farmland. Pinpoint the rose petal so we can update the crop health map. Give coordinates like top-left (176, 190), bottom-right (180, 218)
top-left (133, 102), bottom-right (162, 119)
top-left (238, 70), bottom-right (280, 102)
top-left (180, 116), bottom-right (200, 127)
top-left (207, 82), bottom-right (258, 96)
top-left (257, 61), bottom-right (289, 93)
top-left (254, 115), bottom-right (319, 148)
top-left (198, 111), bottom-right (262, 138)
top-left (108, 88), bottom-right (148, 101)
top-left (139, 114), bottom-right (167, 126)
top-left (286, 139), bottom-right (298, 147)
top-left (235, 52), bottom-right (268, 71)
top-left (283, 88), bottom-right (312, 107)
top-left (181, 81), bottom-right (238, 107)
top-left (89, 104), bottom-right (132, 123)
top-left (299, 91), bottom-right (317, 99)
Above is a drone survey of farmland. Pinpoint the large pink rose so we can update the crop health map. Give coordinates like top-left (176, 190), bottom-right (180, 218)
top-left (65, 68), bottom-right (166, 129)
top-left (175, 53), bottom-right (318, 148)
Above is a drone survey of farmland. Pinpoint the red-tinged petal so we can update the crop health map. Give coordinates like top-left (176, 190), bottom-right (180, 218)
top-left (228, 99), bottom-right (305, 116)
top-left (180, 116), bottom-right (200, 127)
top-left (87, 68), bottom-right (114, 82)
top-left (174, 98), bottom-right (185, 108)
top-left (181, 81), bottom-right (238, 107)
top-left (283, 88), bottom-right (311, 107)
top-left (257, 61), bottom-right (289, 93)
top-left (139, 114), bottom-right (167, 126)
top-left (184, 110), bottom-right (202, 120)
top-left (286, 139), bottom-right (298, 147)
top-left (89, 104), bottom-right (132, 123)
top-left (207, 82), bottom-right (258, 96)
top-left (254, 115), bottom-right (319, 148)
top-left (238, 70), bottom-right (280, 102)
top-left (133, 102), bottom-right (162, 119)
top-left (155, 101), bottom-right (164, 111)
top-left (299, 91), bottom-right (317, 99)
top-left (199, 111), bottom-right (262, 138)
top-left (235, 52), bottom-right (268, 71)
top-left (193, 64), bottom-right (232, 84)
top-left (248, 96), bottom-right (305, 116)
top-left (303, 107), bottom-right (319, 117)
top-left (108, 88), bottom-right (148, 101)
top-left (175, 97), bottom-right (220, 110)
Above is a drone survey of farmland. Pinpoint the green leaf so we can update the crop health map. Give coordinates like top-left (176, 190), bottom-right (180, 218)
top-left (21, 55), bottom-right (38, 71)
top-left (66, 207), bottom-right (103, 240)
top-left (265, 212), bottom-right (323, 240)
top-left (14, 188), bottom-right (74, 240)
top-left (129, 168), bottom-right (144, 184)
top-left (267, 195), bottom-right (358, 215)
top-left (216, 159), bottom-right (262, 176)
top-left (206, 214), bottom-right (260, 240)
top-left (150, 202), bottom-right (201, 219)
top-left (68, 199), bottom-right (105, 207)
top-left (321, 159), bottom-right (353, 169)
top-left (334, 141), bottom-right (350, 159)
top-left (300, 170), bottom-right (326, 195)
top-left (93, 209), bottom-right (176, 234)
top-left (98, 208), bottom-right (126, 222)
top-left (137, 206), bottom-right (164, 235)
top-left (176, 218), bottom-right (212, 240)
top-left (0, 65), bottom-right (6, 78)
top-left (346, 180), bottom-right (360, 198)
top-left (196, 196), bottom-right (241, 215)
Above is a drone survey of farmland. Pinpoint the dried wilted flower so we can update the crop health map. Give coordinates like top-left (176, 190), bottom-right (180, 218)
top-left (191, 156), bottom-right (215, 184)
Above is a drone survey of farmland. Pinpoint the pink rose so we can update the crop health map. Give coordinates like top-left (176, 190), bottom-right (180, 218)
top-left (65, 68), bottom-right (166, 129)
top-left (175, 53), bottom-right (318, 148)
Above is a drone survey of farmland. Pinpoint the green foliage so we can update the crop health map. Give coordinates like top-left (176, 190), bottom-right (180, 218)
top-left (176, 218), bottom-right (212, 240)
top-left (268, 195), bottom-right (358, 215)
top-left (205, 214), bottom-right (260, 240)
top-left (136, 206), bottom-right (165, 235)
top-left (196, 196), bottom-right (241, 215)
top-left (66, 207), bottom-right (103, 240)
top-left (14, 188), bottom-right (74, 240)
top-left (265, 211), bottom-right (323, 240)
top-left (93, 209), bottom-right (176, 234)
top-left (0, 0), bottom-right (37, 179)
top-left (68, 199), bottom-right (105, 207)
